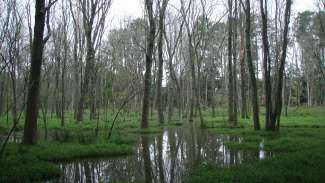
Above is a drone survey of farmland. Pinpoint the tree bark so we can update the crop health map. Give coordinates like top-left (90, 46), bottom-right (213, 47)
top-left (272, 0), bottom-right (292, 130)
top-left (76, 27), bottom-right (94, 122)
top-left (23, 0), bottom-right (47, 145)
top-left (232, 0), bottom-right (239, 125)
top-left (239, 22), bottom-right (248, 119)
top-left (227, 0), bottom-right (235, 125)
top-left (141, 0), bottom-right (156, 128)
top-left (245, 0), bottom-right (260, 130)
top-left (260, 0), bottom-right (272, 130)
top-left (156, 0), bottom-right (168, 124)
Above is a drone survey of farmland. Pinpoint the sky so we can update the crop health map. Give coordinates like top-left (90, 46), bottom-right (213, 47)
top-left (109, 0), bottom-right (317, 24)
top-left (109, 0), bottom-right (143, 27)
top-left (292, 0), bottom-right (317, 13)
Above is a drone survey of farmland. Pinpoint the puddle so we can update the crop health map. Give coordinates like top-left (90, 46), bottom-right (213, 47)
top-left (48, 124), bottom-right (272, 183)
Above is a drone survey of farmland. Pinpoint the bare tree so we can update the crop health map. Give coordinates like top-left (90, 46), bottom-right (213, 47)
top-left (76, 0), bottom-right (111, 121)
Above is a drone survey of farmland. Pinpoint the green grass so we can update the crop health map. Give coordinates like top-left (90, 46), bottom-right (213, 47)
top-left (0, 155), bottom-right (60, 182)
top-left (188, 107), bottom-right (325, 183)
top-left (188, 147), bottom-right (325, 183)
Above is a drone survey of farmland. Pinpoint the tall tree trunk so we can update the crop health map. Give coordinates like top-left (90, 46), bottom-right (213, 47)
top-left (72, 28), bottom-right (79, 119)
top-left (55, 52), bottom-right (61, 118)
top-left (240, 23), bottom-right (248, 119)
top-left (232, 0), bottom-right (238, 125)
top-left (76, 28), bottom-right (94, 121)
top-left (260, 0), bottom-right (272, 130)
top-left (90, 70), bottom-right (97, 120)
top-left (245, 0), bottom-right (260, 130)
top-left (156, 0), bottom-right (168, 124)
top-left (141, 0), bottom-right (156, 129)
top-left (10, 70), bottom-right (17, 137)
top-left (227, 0), bottom-right (235, 125)
top-left (272, 0), bottom-right (292, 130)
top-left (23, 0), bottom-right (47, 145)
top-left (61, 11), bottom-right (68, 127)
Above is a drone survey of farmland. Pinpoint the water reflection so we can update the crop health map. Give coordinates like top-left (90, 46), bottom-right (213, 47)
top-left (49, 124), bottom-right (272, 183)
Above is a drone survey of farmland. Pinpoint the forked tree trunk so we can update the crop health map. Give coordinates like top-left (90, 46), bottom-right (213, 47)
top-left (272, 0), bottom-right (292, 130)
top-left (260, 0), bottom-right (291, 131)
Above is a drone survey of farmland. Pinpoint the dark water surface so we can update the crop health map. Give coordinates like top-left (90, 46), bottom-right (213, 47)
top-left (48, 124), bottom-right (272, 183)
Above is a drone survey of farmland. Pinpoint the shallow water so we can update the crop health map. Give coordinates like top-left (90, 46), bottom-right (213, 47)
top-left (49, 124), bottom-right (272, 183)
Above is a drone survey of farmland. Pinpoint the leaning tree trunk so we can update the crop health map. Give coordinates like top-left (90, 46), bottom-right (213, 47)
top-left (23, 0), bottom-right (47, 145)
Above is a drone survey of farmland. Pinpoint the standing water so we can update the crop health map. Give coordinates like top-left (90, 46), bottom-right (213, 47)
top-left (49, 124), bottom-right (272, 183)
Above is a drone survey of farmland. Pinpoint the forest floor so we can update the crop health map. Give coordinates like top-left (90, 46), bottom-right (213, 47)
top-left (189, 107), bottom-right (325, 183)
top-left (0, 107), bottom-right (324, 182)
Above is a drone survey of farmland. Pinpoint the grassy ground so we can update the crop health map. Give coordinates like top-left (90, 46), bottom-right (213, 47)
top-left (188, 107), bottom-right (325, 183)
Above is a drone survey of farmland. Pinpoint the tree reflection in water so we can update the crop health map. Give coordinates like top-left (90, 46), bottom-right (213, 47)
top-left (51, 124), bottom-right (272, 183)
